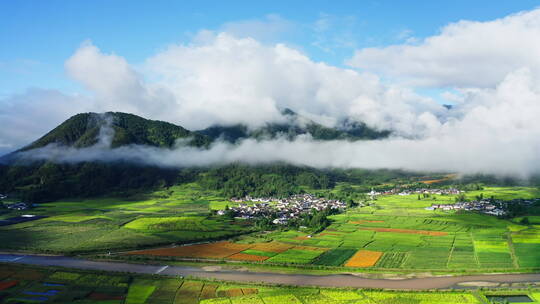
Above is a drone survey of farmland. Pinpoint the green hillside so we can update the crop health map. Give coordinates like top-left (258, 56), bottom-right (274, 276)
top-left (21, 112), bottom-right (211, 150)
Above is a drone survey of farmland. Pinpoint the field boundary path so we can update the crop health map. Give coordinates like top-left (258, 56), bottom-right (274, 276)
top-left (1, 254), bottom-right (540, 290)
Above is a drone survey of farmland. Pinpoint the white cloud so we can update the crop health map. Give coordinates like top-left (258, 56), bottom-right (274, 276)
top-left (144, 32), bottom-right (443, 132)
top-left (1, 34), bottom-right (442, 154)
top-left (3, 9), bottom-right (540, 178)
top-left (347, 8), bottom-right (540, 88)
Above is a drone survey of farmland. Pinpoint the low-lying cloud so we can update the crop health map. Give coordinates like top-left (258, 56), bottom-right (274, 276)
top-left (3, 9), bottom-right (540, 177)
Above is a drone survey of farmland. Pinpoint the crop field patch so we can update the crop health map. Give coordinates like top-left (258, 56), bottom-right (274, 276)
top-left (514, 243), bottom-right (540, 267)
top-left (0, 280), bottom-right (18, 291)
top-left (126, 279), bottom-right (158, 304)
top-left (363, 291), bottom-right (479, 303)
top-left (344, 250), bottom-right (383, 267)
top-left (297, 293), bottom-right (338, 303)
top-left (76, 273), bottom-right (127, 286)
top-left (241, 249), bottom-right (278, 257)
top-left (218, 288), bottom-right (244, 297)
top-left (200, 284), bottom-right (218, 299)
top-left (125, 241), bottom-right (251, 258)
top-left (227, 253), bottom-right (269, 262)
top-left (313, 248), bottom-right (357, 266)
top-left (88, 292), bottom-right (125, 301)
top-left (293, 245), bottom-right (328, 252)
top-left (318, 232), bottom-right (344, 236)
top-left (248, 242), bottom-right (293, 253)
top-left (512, 229), bottom-right (540, 243)
top-left (10, 269), bottom-right (47, 281)
top-left (376, 252), bottom-right (408, 268)
top-left (349, 220), bottom-right (385, 224)
top-left (321, 290), bottom-right (363, 301)
top-left (124, 216), bottom-right (223, 232)
top-left (146, 279), bottom-right (182, 303)
top-left (403, 249), bottom-right (451, 269)
top-left (266, 249), bottom-right (325, 264)
top-left (473, 241), bottom-right (510, 253)
top-left (262, 294), bottom-right (302, 304)
top-left (358, 227), bottom-right (448, 236)
top-left (175, 281), bottom-right (203, 304)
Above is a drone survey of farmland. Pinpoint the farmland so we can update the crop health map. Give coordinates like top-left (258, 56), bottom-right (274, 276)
top-left (1, 263), bottom-right (540, 303)
top-left (121, 186), bottom-right (540, 273)
top-left (1, 183), bottom-right (540, 274)
top-left (0, 183), bottom-right (252, 253)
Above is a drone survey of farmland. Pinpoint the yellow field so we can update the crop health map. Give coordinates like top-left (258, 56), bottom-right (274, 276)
top-left (345, 250), bottom-right (383, 267)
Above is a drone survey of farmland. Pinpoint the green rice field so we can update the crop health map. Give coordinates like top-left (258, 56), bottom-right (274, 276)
top-left (2, 184), bottom-right (540, 273)
top-left (229, 186), bottom-right (540, 271)
top-left (0, 183), bottom-right (252, 253)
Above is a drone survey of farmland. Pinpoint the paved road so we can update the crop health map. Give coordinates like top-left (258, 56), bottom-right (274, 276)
top-left (2, 254), bottom-right (540, 290)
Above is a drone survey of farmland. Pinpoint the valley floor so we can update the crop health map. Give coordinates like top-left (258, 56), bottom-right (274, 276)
top-left (1, 185), bottom-right (539, 274)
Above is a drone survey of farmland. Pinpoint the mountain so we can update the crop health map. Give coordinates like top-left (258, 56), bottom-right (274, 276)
top-left (20, 112), bottom-right (210, 152)
top-left (0, 112), bottom-right (212, 202)
top-left (0, 111), bottom-right (389, 202)
top-left (198, 109), bottom-right (390, 142)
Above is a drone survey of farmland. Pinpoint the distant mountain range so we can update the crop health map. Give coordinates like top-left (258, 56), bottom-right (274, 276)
top-left (197, 108), bottom-right (390, 143)
top-left (0, 111), bottom-right (390, 202)
top-left (12, 109), bottom-right (389, 154)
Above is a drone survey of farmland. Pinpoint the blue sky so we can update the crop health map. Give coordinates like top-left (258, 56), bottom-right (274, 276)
top-left (1, 0), bottom-right (539, 98)
top-left (2, 1), bottom-right (540, 175)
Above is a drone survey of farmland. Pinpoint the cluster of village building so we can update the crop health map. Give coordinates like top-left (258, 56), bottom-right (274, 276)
top-left (368, 187), bottom-right (462, 199)
top-left (219, 194), bottom-right (347, 225)
top-left (425, 198), bottom-right (540, 216)
top-left (4, 202), bottom-right (31, 211)
top-left (0, 194), bottom-right (33, 211)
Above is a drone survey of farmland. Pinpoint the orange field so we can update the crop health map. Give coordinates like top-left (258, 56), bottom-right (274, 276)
top-left (242, 288), bottom-right (258, 295)
top-left (249, 242), bottom-right (293, 253)
top-left (223, 288), bottom-right (244, 297)
top-left (294, 236), bottom-right (312, 240)
top-left (359, 227), bottom-right (447, 236)
top-left (125, 241), bottom-right (251, 258)
top-left (344, 250), bottom-right (383, 267)
top-left (227, 253), bottom-right (269, 262)
top-left (0, 280), bottom-right (18, 291)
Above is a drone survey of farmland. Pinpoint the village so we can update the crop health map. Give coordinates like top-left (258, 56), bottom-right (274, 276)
top-left (219, 193), bottom-right (347, 225)
top-left (425, 198), bottom-right (540, 217)
top-left (368, 187), bottom-right (462, 199)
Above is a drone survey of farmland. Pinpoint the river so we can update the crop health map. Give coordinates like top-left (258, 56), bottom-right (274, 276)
top-left (1, 254), bottom-right (539, 290)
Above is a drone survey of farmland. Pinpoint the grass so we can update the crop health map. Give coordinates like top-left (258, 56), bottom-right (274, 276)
top-left (266, 249), bottom-right (325, 264)
top-left (0, 183), bottom-right (252, 253)
top-left (125, 279), bottom-right (157, 304)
